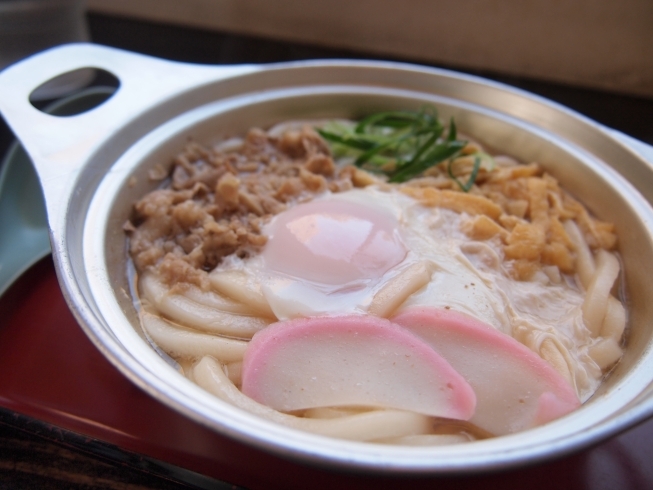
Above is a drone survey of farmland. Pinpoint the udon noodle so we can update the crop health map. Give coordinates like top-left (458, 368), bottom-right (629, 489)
top-left (125, 112), bottom-right (625, 445)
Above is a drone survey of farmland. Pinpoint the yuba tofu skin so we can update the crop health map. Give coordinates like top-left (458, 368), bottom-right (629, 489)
top-left (241, 315), bottom-right (476, 419)
top-left (392, 307), bottom-right (581, 435)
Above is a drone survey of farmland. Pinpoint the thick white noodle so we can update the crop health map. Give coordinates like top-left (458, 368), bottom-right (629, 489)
top-left (563, 221), bottom-right (624, 367)
top-left (600, 296), bottom-right (627, 341)
top-left (140, 312), bottom-right (248, 363)
top-left (582, 250), bottom-right (620, 336)
top-left (193, 356), bottom-right (433, 442)
top-left (209, 269), bottom-right (276, 319)
top-left (538, 337), bottom-right (575, 388)
top-left (564, 220), bottom-right (596, 289)
top-left (588, 337), bottom-right (623, 370)
top-left (224, 361), bottom-right (243, 386)
top-left (140, 272), bottom-right (270, 338)
top-left (180, 284), bottom-right (253, 316)
top-left (177, 358), bottom-right (197, 382)
top-left (368, 262), bottom-right (432, 318)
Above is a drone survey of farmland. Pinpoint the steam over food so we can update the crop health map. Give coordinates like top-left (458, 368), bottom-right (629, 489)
top-left (126, 108), bottom-right (626, 445)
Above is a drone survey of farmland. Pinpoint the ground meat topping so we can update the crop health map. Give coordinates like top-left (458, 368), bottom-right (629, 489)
top-left (127, 126), bottom-right (372, 288)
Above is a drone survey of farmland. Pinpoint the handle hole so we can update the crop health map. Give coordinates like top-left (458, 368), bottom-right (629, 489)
top-left (29, 67), bottom-right (120, 115)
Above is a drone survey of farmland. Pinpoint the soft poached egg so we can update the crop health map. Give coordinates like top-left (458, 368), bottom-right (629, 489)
top-left (219, 187), bottom-right (515, 332)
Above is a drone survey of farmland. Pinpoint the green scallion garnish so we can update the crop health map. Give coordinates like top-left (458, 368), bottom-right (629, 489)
top-left (317, 106), bottom-right (485, 191)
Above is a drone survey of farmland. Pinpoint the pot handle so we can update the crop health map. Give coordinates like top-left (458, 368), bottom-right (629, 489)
top-left (0, 43), bottom-right (257, 208)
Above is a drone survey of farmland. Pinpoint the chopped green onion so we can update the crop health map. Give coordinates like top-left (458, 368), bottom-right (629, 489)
top-left (317, 106), bottom-right (484, 191)
top-left (448, 155), bottom-right (482, 192)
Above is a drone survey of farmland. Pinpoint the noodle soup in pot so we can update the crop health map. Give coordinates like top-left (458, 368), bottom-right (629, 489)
top-left (125, 106), bottom-right (627, 445)
top-left (4, 44), bottom-right (653, 471)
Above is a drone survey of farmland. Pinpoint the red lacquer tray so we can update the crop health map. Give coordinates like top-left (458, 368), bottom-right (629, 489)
top-left (0, 256), bottom-right (652, 489)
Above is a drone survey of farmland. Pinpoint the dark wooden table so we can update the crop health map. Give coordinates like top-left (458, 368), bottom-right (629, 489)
top-left (1, 12), bottom-right (653, 489)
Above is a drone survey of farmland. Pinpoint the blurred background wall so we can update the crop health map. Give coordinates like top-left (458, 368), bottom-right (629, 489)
top-left (86, 0), bottom-right (653, 99)
top-left (1, 0), bottom-right (652, 150)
